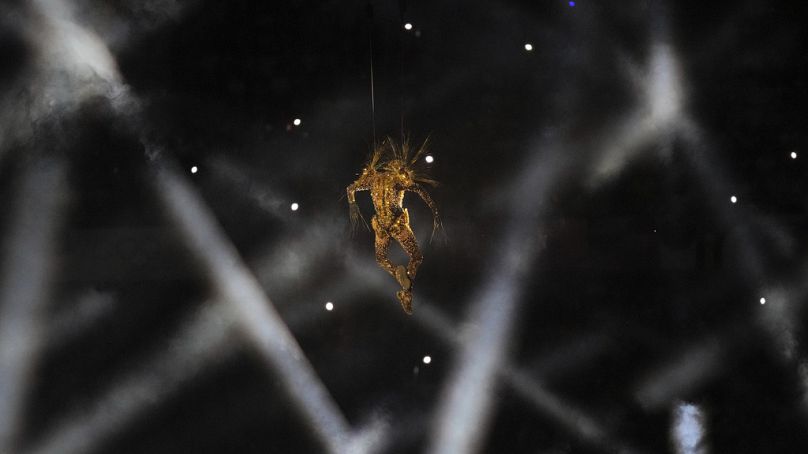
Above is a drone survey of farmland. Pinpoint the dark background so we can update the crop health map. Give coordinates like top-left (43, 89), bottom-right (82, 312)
top-left (1, 0), bottom-right (808, 453)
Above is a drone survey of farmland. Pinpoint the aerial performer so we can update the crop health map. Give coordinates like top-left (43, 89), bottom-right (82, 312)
top-left (347, 138), bottom-right (441, 314)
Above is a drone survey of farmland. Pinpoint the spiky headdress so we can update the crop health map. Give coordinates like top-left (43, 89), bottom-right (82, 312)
top-left (379, 136), bottom-right (438, 187)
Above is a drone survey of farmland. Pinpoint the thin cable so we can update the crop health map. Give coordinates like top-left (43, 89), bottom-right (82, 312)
top-left (367, 2), bottom-right (377, 147)
top-left (398, 0), bottom-right (407, 144)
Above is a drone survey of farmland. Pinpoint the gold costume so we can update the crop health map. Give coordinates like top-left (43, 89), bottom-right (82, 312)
top-left (347, 138), bottom-right (440, 314)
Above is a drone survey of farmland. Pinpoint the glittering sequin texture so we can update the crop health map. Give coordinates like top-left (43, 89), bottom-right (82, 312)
top-left (347, 138), bottom-right (440, 314)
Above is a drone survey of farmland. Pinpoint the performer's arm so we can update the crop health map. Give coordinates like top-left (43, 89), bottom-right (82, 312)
top-left (347, 177), bottom-right (370, 231)
top-left (408, 184), bottom-right (441, 240)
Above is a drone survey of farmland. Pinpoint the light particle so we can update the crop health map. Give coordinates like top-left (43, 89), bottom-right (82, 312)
top-left (404, 23), bottom-right (413, 31)
top-left (422, 355), bottom-right (432, 364)
top-left (190, 166), bottom-right (198, 174)
top-left (425, 155), bottom-right (434, 163)
top-left (291, 202), bottom-right (300, 211)
top-left (760, 297), bottom-right (766, 305)
top-left (730, 195), bottom-right (737, 204)
top-left (293, 118), bottom-right (302, 126)
top-left (524, 43), bottom-right (533, 51)
top-left (791, 151), bottom-right (798, 159)
top-left (325, 301), bottom-right (334, 311)
top-left (569, 1), bottom-right (576, 6)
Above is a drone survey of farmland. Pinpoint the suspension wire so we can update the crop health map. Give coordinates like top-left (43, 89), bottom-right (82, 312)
top-left (398, 0), bottom-right (407, 145)
top-left (367, 2), bottom-right (377, 147)
top-left (366, 0), bottom-right (409, 148)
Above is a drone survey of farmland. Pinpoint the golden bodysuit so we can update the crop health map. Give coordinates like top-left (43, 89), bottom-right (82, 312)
top-left (347, 141), bottom-right (439, 314)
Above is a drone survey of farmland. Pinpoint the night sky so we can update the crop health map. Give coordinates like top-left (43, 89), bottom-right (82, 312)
top-left (1, 0), bottom-right (808, 453)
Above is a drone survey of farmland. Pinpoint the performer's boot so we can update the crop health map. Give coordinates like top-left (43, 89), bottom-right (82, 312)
top-left (395, 265), bottom-right (411, 290)
top-left (396, 289), bottom-right (413, 314)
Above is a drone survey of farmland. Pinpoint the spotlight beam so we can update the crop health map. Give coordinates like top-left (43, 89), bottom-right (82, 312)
top-left (588, 41), bottom-right (684, 187)
top-left (426, 268), bottom-right (525, 453)
top-left (631, 118), bottom-right (804, 413)
top-left (413, 300), bottom-right (643, 453)
top-left (24, 303), bottom-right (237, 454)
top-left (47, 290), bottom-right (117, 347)
top-left (427, 140), bottom-right (602, 454)
top-left (207, 155), bottom-right (292, 221)
top-left (0, 160), bottom-right (68, 453)
top-left (153, 162), bottom-right (352, 453)
top-left (635, 336), bottom-right (731, 410)
top-left (609, 25), bottom-right (808, 413)
top-left (426, 183), bottom-right (548, 453)
top-left (631, 121), bottom-right (805, 407)
top-left (632, 256), bottom-right (808, 410)
top-left (213, 163), bottom-right (663, 451)
top-left (250, 229), bottom-right (637, 452)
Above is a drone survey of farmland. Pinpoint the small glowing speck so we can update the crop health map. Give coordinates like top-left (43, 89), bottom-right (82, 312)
top-left (290, 202), bottom-right (300, 211)
top-left (422, 355), bottom-right (432, 364)
top-left (190, 166), bottom-right (198, 174)
top-left (325, 301), bottom-right (334, 311)
top-left (791, 151), bottom-right (798, 159)
top-left (730, 195), bottom-right (737, 204)
top-left (404, 23), bottom-right (413, 31)
top-left (760, 297), bottom-right (766, 305)
top-left (569, 1), bottom-right (576, 6)
top-left (425, 155), bottom-right (434, 163)
top-left (293, 118), bottom-right (302, 126)
top-left (524, 43), bottom-right (533, 51)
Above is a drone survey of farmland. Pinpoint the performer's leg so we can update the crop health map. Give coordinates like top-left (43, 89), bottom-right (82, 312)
top-left (391, 211), bottom-right (421, 316)
top-left (393, 224), bottom-right (423, 282)
top-left (380, 213), bottom-right (416, 315)
top-left (396, 289), bottom-right (413, 315)
top-left (372, 217), bottom-right (396, 279)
